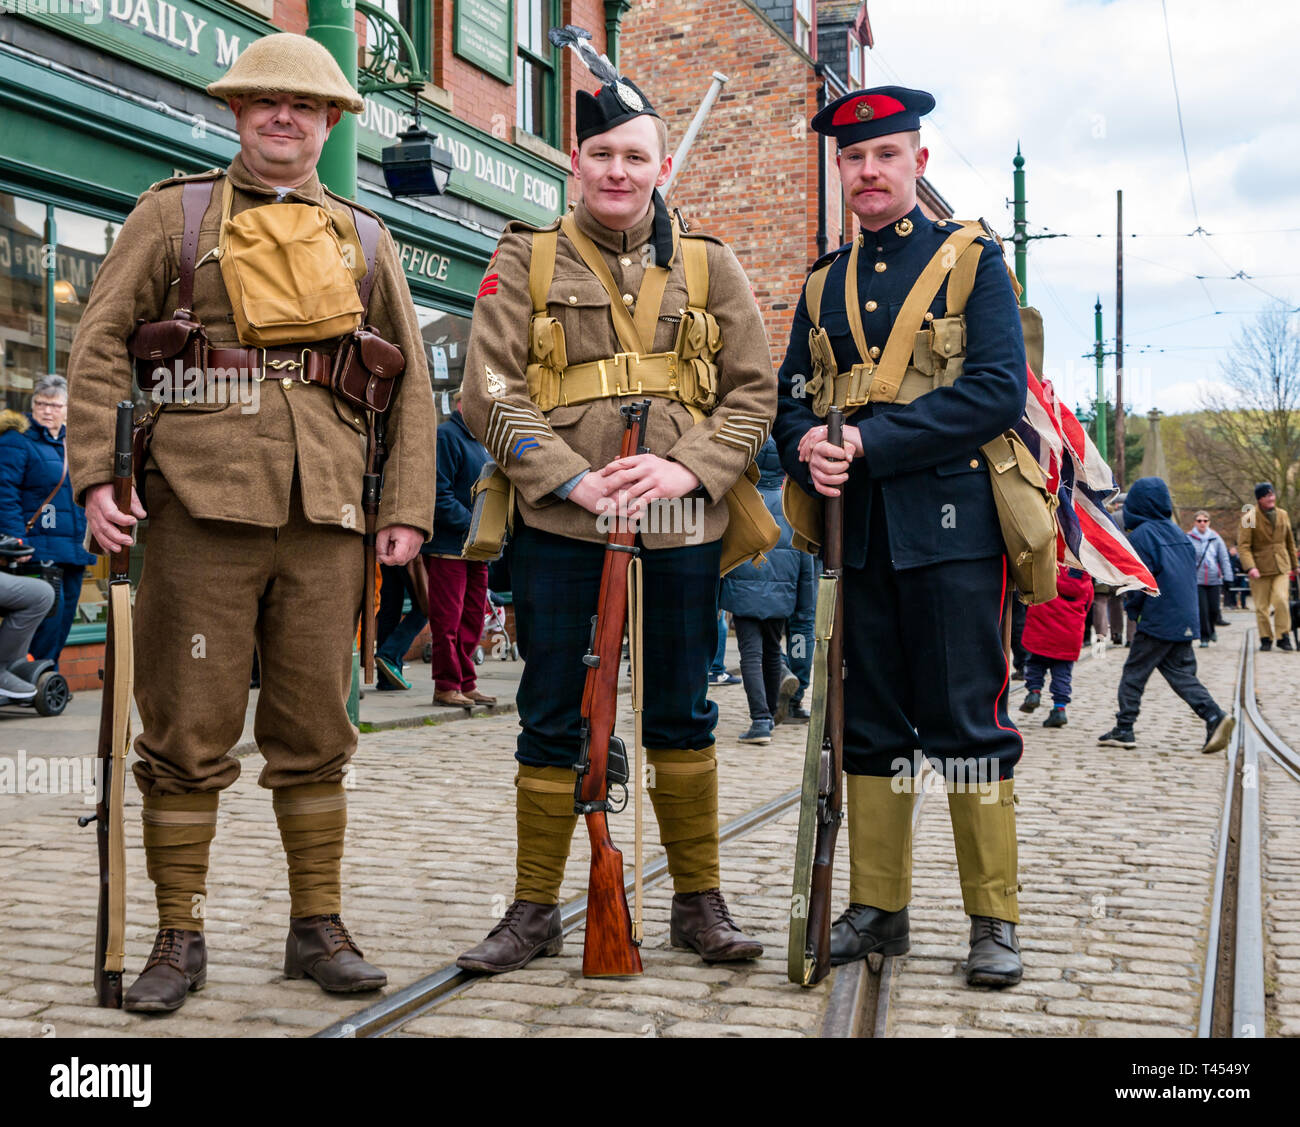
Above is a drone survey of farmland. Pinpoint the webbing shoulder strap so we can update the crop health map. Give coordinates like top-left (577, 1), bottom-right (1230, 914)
top-left (805, 261), bottom-right (833, 325)
top-left (868, 224), bottom-right (983, 403)
top-left (178, 179), bottom-right (215, 315)
top-left (634, 223), bottom-right (681, 352)
top-left (682, 234), bottom-right (709, 308)
top-left (529, 228), bottom-right (558, 315)
top-left (560, 213), bottom-right (641, 354)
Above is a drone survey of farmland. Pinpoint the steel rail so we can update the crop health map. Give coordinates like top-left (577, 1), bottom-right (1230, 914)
top-left (316, 787), bottom-right (801, 1038)
top-left (1199, 630), bottom-right (1288, 1038)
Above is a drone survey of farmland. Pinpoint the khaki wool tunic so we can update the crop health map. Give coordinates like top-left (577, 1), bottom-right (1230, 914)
top-left (66, 155), bottom-right (436, 794)
top-left (460, 200), bottom-right (776, 547)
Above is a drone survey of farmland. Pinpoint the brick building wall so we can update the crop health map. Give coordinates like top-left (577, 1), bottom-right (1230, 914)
top-left (620, 0), bottom-right (841, 371)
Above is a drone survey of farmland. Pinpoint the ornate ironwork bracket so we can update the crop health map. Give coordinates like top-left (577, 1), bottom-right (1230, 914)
top-left (356, 0), bottom-right (428, 95)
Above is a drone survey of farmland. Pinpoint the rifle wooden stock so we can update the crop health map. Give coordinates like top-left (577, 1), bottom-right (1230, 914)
top-left (788, 409), bottom-right (846, 986)
top-left (83, 400), bottom-right (135, 1008)
top-left (575, 401), bottom-right (648, 979)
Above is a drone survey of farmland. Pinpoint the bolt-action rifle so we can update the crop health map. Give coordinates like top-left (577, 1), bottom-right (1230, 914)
top-left (360, 413), bottom-right (388, 686)
top-left (788, 407), bottom-right (846, 986)
top-left (79, 401), bottom-right (136, 1007)
top-left (573, 399), bottom-right (650, 978)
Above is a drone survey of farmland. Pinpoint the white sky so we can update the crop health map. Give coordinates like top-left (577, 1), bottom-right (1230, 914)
top-left (864, 0), bottom-right (1300, 416)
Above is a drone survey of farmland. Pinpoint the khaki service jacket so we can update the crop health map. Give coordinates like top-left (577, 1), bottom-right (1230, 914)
top-left (1238, 504), bottom-right (1297, 576)
top-left (460, 200), bottom-right (776, 548)
top-left (67, 155), bottom-right (436, 539)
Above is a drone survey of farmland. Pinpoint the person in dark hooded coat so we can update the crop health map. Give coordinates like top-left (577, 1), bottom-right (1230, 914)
top-left (1098, 477), bottom-right (1234, 754)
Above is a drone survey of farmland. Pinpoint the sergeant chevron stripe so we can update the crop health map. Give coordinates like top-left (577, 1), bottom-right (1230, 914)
top-left (487, 401), bottom-right (550, 463)
top-left (713, 412), bottom-right (771, 458)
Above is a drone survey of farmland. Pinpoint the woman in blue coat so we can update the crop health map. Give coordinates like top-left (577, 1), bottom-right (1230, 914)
top-left (0, 376), bottom-right (95, 670)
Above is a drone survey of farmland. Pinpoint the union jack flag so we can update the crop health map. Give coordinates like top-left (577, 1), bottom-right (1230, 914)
top-left (1014, 365), bottom-right (1158, 595)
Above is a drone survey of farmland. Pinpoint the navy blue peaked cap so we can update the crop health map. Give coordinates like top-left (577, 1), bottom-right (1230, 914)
top-left (811, 85), bottom-right (935, 146)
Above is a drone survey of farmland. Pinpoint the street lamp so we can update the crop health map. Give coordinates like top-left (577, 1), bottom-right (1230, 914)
top-left (382, 87), bottom-right (454, 199)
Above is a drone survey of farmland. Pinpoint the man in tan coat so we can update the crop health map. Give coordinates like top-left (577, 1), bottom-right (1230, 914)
top-left (1239, 482), bottom-right (1297, 651)
top-left (67, 34), bottom-right (436, 1012)
top-left (457, 72), bottom-right (774, 972)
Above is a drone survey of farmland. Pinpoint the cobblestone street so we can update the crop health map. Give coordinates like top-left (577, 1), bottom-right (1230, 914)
top-left (0, 611), bottom-right (1280, 1037)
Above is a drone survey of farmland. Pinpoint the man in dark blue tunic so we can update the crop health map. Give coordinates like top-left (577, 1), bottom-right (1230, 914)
top-left (772, 86), bottom-right (1028, 987)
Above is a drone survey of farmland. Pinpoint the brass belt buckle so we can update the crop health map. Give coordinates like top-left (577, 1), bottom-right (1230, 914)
top-left (610, 352), bottom-right (643, 397)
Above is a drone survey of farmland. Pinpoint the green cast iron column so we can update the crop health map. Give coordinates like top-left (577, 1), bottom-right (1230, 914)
top-left (308, 0), bottom-right (358, 200)
top-left (1012, 144), bottom-right (1027, 306)
top-left (45, 206), bottom-right (57, 375)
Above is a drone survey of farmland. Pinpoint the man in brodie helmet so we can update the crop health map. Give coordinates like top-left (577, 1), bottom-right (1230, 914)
top-left (458, 60), bottom-right (775, 971)
top-left (772, 87), bottom-right (1029, 986)
top-left (68, 34), bottom-right (436, 1012)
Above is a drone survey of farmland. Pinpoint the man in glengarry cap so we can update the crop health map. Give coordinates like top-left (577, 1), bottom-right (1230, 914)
top-left (68, 33), bottom-right (436, 1013)
top-left (457, 57), bottom-right (774, 972)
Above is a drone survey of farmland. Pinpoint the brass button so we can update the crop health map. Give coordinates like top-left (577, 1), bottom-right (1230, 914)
top-left (937, 220), bottom-right (948, 228)
top-left (622, 293), bottom-right (634, 306)
top-left (281, 377), bottom-right (293, 389)
top-left (353, 417), bottom-right (362, 426)
top-left (874, 261), bottom-right (886, 273)
top-left (620, 256), bottom-right (632, 267)
top-left (568, 295), bottom-right (578, 304)
top-left (869, 346), bottom-right (881, 359)
top-left (924, 311), bottom-right (935, 322)
top-left (864, 300), bottom-right (878, 312)
top-left (969, 458), bottom-right (980, 469)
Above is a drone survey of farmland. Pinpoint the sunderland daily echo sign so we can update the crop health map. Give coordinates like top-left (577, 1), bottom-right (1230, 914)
top-left (15, 0), bottom-right (567, 226)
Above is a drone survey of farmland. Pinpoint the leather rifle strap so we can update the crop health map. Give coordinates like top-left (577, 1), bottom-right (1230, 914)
top-left (178, 180), bottom-right (213, 314)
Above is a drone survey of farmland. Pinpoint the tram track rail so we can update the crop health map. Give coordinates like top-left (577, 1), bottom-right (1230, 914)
top-left (320, 675), bottom-right (1034, 1039)
top-left (1199, 630), bottom-right (1299, 1038)
top-left (316, 788), bottom-right (801, 1038)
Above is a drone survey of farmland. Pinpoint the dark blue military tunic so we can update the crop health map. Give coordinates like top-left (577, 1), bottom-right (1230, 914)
top-left (772, 204), bottom-right (1028, 779)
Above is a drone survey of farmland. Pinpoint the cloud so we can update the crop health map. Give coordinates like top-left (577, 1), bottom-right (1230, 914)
top-left (864, 0), bottom-right (1300, 415)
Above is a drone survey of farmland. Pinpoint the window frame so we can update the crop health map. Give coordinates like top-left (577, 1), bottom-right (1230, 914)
top-left (793, 0), bottom-right (814, 53)
top-left (516, 0), bottom-right (561, 148)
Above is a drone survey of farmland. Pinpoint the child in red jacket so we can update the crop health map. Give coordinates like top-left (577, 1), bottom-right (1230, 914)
top-left (1020, 566), bottom-right (1095, 728)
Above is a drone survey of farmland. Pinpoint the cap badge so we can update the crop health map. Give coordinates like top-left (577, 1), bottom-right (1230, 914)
top-left (855, 101), bottom-right (875, 121)
top-left (894, 218), bottom-right (914, 237)
top-left (614, 82), bottom-right (644, 112)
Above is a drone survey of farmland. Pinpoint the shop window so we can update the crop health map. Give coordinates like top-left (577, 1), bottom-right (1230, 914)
top-left (417, 303), bottom-right (473, 419)
top-left (794, 0), bottom-right (813, 53)
top-left (0, 193), bottom-right (118, 414)
top-left (517, 0), bottom-right (560, 147)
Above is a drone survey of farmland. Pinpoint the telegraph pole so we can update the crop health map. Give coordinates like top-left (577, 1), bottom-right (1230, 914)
top-left (1094, 297), bottom-right (1108, 461)
top-left (1115, 189), bottom-right (1126, 487)
top-left (308, 0), bottom-right (359, 199)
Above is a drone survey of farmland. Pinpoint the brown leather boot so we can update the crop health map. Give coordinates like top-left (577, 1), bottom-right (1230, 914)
top-left (435, 689), bottom-right (474, 707)
top-left (456, 900), bottom-right (563, 973)
top-left (464, 689), bottom-right (498, 705)
top-left (283, 914), bottom-right (387, 992)
top-left (123, 928), bottom-right (206, 1013)
top-left (669, 889), bottom-right (763, 962)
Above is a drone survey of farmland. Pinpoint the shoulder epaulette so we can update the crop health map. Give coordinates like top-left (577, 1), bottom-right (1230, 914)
top-left (503, 216), bottom-right (564, 238)
top-left (323, 188), bottom-right (384, 224)
top-left (809, 241), bottom-right (852, 275)
top-left (679, 230), bottom-right (725, 247)
top-left (143, 167), bottom-right (222, 195)
top-left (946, 217), bottom-right (999, 247)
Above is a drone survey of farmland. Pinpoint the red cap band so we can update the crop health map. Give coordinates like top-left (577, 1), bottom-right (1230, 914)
top-left (831, 93), bottom-right (906, 127)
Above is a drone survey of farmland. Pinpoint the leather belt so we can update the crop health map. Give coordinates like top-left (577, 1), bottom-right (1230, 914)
top-left (206, 346), bottom-right (334, 388)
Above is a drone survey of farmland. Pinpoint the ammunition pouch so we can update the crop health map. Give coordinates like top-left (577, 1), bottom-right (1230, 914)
top-left (128, 312), bottom-right (209, 394)
top-left (462, 463), bottom-right (514, 561)
top-left (332, 325), bottom-right (405, 414)
top-left (673, 308), bottom-right (721, 412)
top-left (525, 313), bottom-right (569, 411)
